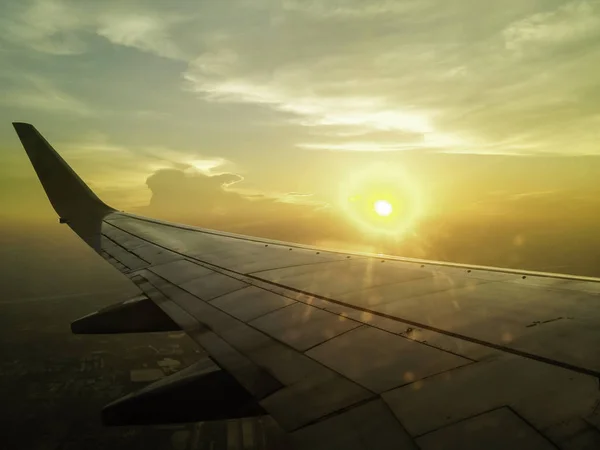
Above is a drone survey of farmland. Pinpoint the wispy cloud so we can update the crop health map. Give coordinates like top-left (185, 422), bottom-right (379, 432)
top-left (297, 142), bottom-right (422, 152)
top-left (177, 1), bottom-right (600, 155)
top-left (182, 49), bottom-right (450, 150)
top-left (96, 11), bottom-right (188, 60)
top-left (503, 1), bottom-right (600, 54)
top-left (0, 0), bottom-right (88, 55)
top-left (0, 75), bottom-right (93, 115)
top-left (3, 0), bottom-right (600, 157)
top-left (509, 190), bottom-right (558, 200)
top-left (278, 0), bottom-right (425, 18)
top-left (0, 0), bottom-right (188, 59)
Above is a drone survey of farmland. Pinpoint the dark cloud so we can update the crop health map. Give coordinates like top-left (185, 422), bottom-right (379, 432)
top-left (146, 169), bottom-right (243, 214)
top-left (137, 168), bottom-right (355, 243)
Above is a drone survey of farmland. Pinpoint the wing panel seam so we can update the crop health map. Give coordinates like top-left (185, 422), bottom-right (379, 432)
top-left (101, 232), bottom-right (151, 265)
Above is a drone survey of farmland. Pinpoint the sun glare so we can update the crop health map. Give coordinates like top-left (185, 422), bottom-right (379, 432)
top-left (339, 163), bottom-right (423, 237)
top-left (374, 200), bottom-right (393, 217)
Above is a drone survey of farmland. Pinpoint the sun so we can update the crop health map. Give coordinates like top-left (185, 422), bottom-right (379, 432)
top-left (374, 200), bottom-right (393, 217)
top-left (339, 163), bottom-right (423, 237)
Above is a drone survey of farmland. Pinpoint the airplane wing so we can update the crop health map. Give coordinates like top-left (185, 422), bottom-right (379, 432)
top-left (13, 122), bottom-right (600, 449)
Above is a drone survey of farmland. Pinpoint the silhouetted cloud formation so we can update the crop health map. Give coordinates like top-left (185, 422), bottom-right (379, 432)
top-left (138, 168), bottom-right (357, 244)
top-left (147, 169), bottom-right (244, 215)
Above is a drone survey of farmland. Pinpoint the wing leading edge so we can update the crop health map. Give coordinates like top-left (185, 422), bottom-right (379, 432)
top-left (13, 123), bottom-right (600, 449)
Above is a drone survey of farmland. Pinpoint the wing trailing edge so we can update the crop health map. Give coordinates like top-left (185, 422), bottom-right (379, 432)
top-left (103, 356), bottom-right (266, 426)
top-left (71, 294), bottom-right (181, 334)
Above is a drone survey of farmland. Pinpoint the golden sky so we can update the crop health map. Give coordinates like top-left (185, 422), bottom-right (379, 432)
top-left (2, 0), bottom-right (600, 293)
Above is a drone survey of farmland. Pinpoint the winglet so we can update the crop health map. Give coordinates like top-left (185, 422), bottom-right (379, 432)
top-left (13, 122), bottom-right (115, 250)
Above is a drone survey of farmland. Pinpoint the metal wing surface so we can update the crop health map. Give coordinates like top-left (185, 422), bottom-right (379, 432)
top-left (13, 122), bottom-right (600, 449)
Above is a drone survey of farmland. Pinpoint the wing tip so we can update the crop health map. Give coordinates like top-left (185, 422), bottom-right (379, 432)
top-left (12, 120), bottom-right (114, 250)
top-left (12, 121), bottom-right (34, 129)
top-left (12, 122), bottom-right (38, 140)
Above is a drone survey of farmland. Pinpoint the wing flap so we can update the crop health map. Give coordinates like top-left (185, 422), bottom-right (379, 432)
top-left (71, 294), bottom-right (181, 334)
top-left (103, 356), bottom-right (266, 426)
top-left (290, 398), bottom-right (418, 450)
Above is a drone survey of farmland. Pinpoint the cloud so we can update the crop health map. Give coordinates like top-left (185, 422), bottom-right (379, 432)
top-left (280, 0), bottom-right (426, 18)
top-left (182, 48), bottom-right (449, 151)
top-left (298, 142), bottom-right (423, 152)
top-left (503, 1), bottom-right (600, 54)
top-left (509, 190), bottom-right (558, 200)
top-left (3, 0), bottom-right (600, 157)
top-left (144, 168), bottom-right (325, 215)
top-left (175, 0), bottom-right (600, 155)
top-left (138, 168), bottom-right (334, 241)
top-left (146, 169), bottom-right (242, 214)
top-left (0, 0), bottom-right (188, 59)
top-left (96, 10), bottom-right (188, 60)
top-left (0, 75), bottom-right (93, 115)
top-left (0, 0), bottom-right (88, 55)
top-left (50, 133), bottom-right (231, 209)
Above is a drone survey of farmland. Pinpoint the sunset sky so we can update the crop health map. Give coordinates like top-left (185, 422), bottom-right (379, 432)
top-left (2, 0), bottom-right (600, 300)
